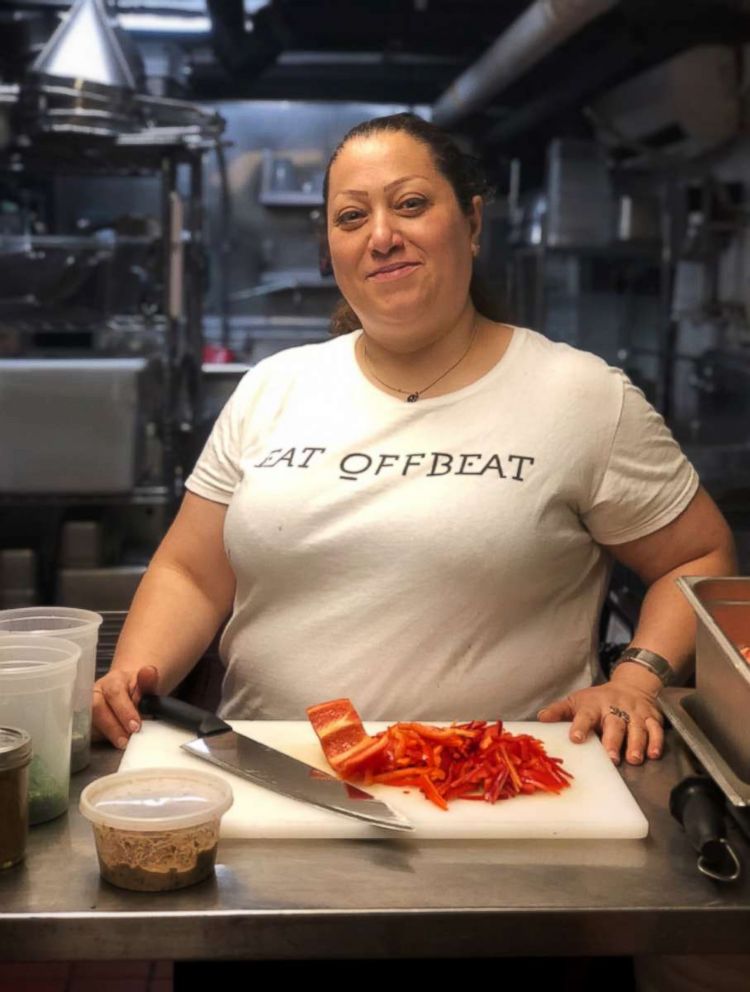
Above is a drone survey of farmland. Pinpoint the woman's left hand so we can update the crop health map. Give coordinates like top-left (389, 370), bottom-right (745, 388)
top-left (537, 670), bottom-right (664, 765)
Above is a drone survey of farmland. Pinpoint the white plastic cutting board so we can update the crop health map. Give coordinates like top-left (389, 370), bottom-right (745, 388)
top-left (119, 720), bottom-right (648, 840)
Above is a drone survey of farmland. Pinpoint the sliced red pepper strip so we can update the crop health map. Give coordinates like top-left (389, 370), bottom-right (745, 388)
top-left (307, 700), bottom-right (573, 809)
top-left (418, 774), bottom-right (449, 810)
top-left (336, 733), bottom-right (390, 776)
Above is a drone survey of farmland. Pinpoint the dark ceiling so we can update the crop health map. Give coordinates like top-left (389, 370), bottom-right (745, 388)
top-left (2, 0), bottom-right (749, 177)
top-left (199, 2), bottom-right (750, 115)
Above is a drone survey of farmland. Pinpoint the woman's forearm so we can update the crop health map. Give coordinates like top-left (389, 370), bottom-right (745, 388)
top-left (111, 557), bottom-right (234, 695)
top-left (94, 493), bottom-right (234, 747)
top-left (606, 487), bottom-right (737, 690)
top-left (542, 536), bottom-right (737, 765)
top-left (617, 543), bottom-right (738, 688)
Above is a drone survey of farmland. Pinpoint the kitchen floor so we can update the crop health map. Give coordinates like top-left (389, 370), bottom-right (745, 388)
top-left (0, 961), bottom-right (172, 992)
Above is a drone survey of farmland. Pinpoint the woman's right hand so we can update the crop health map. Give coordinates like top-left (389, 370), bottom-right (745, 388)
top-left (92, 665), bottom-right (160, 749)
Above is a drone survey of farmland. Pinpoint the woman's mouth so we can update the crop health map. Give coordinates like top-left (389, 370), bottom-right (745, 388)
top-left (367, 262), bottom-right (422, 282)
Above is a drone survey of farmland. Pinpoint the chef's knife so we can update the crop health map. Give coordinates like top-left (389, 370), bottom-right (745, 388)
top-left (138, 695), bottom-right (413, 832)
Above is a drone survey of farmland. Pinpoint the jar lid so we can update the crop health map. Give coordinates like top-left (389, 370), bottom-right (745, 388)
top-left (80, 767), bottom-right (233, 832)
top-left (0, 726), bottom-right (33, 772)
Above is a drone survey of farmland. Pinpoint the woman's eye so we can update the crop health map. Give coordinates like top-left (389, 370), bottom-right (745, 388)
top-left (399, 197), bottom-right (427, 211)
top-left (335, 210), bottom-right (364, 226)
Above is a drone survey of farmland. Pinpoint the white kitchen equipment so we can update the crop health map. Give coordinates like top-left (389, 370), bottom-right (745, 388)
top-left (139, 695), bottom-right (413, 832)
top-left (121, 720), bottom-right (648, 840)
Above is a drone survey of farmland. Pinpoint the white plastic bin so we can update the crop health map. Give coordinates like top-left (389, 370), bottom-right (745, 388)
top-left (0, 607), bottom-right (103, 772)
top-left (0, 636), bottom-right (79, 824)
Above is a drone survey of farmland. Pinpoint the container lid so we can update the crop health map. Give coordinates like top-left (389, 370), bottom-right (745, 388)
top-left (0, 606), bottom-right (103, 639)
top-left (0, 636), bottom-right (80, 692)
top-left (0, 726), bottom-right (33, 772)
top-left (80, 768), bottom-right (234, 831)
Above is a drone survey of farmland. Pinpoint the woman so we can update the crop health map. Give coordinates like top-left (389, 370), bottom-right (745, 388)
top-left (93, 113), bottom-right (736, 772)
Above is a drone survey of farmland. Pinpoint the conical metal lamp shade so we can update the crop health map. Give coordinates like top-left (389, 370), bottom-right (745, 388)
top-left (32, 0), bottom-right (138, 90)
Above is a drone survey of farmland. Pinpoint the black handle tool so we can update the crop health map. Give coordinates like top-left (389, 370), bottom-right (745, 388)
top-left (670, 774), bottom-right (742, 883)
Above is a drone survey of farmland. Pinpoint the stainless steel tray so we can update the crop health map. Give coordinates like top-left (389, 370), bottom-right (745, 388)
top-left (660, 687), bottom-right (750, 806)
top-left (0, 358), bottom-right (146, 493)
top-left (677, 576), bottom-right (750, 781)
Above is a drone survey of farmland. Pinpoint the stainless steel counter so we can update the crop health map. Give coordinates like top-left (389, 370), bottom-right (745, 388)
top-left (1, 738), bottom-right (749, 962)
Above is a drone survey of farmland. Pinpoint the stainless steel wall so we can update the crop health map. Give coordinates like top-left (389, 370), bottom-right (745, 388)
top-left (53, 99), bottom-right (427, 361)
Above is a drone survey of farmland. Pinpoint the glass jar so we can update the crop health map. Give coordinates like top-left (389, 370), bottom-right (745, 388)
top-left (0, 726), bottom-right (32, 869)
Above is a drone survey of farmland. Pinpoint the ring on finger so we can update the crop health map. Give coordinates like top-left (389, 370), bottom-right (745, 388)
top-left (608, 704), bottom-right (630, 725)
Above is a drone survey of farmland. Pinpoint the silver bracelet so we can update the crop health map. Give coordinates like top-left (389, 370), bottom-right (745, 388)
top-left (610, 647), bottom-right (676, 687)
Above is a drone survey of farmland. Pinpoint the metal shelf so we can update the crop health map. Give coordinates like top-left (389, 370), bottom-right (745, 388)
top-left (258, 191), bottom-right (324, 207)
top-left (510, 241), bottom-right (661, 259)
top-left (0, 234), bottom-right (160, 250)
top-left (0, 486), bottom-right (171, 507)
top-left (260, 268), bottom-right (336, 288)
top-left (257, 148), bottom-right (324, 208)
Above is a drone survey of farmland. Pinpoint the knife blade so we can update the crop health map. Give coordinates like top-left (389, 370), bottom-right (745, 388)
top-left (138, 695), bottom-right (413, 832)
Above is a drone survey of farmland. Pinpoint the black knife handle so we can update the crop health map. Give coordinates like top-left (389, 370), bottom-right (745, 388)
top-left (139, 694), bottom-right (231, 737)
top-left (670, 775), bottom-right (728, 854)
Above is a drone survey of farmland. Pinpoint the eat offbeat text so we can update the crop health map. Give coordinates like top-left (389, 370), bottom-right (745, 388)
top-left (254, 446), bottom-right (536, 483)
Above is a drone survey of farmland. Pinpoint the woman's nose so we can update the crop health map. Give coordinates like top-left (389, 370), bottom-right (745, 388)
top-left (368, 211), bottom-right (404, 255)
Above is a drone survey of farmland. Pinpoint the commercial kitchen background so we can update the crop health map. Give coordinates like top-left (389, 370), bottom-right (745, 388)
top-left (1, 0), bottom-right (749, 654)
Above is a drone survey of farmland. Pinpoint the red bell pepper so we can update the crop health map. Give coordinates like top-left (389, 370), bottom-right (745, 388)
top-left (307, 698), bottom-right (574, 810)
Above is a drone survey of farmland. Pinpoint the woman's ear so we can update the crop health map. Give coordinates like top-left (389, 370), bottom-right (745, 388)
top-left (469, 194), bottom-right (483, 248)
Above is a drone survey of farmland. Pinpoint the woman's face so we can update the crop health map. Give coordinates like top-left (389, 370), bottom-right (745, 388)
top-left (327, 131), bottom-right (481, 349)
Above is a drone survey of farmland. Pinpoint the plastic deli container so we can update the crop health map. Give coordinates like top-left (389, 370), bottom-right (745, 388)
top-left (0, 608), bottom-right (103, 773)
top-left (0, 636), bottom-right (79, 824)
top-left (80, 768), bottom-right (234, 892)
top-left (0, 726), bottom-right (32, 869)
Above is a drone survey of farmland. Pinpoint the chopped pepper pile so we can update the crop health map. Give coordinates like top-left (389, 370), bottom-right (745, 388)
top-left (306, 698), bottom-right (573, 811)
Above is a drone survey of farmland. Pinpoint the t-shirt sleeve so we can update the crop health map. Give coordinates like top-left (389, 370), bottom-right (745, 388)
top-left (184, 371), bottom-right (254, 504)
top-left (581, 373), bottom-right (700, 545)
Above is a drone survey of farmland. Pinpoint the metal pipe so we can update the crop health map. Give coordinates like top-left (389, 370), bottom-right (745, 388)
top-left (161, 154), bottom-right (179, 512)
top-left (214, 139), bottom-right (232, 348)
top-left (484, 37), bottom-right (632, 145)
top-left (186, 152), bottom-right (204, 430)
top-left (432, 0), bottom-right (620, 128)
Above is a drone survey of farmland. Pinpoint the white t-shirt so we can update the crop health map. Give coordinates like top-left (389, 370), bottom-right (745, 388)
top-left (186, 326), bottom-right (699, 722)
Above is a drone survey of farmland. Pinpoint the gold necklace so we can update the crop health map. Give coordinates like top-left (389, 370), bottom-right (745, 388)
top-left (362, 322), bottom-right (479, 403)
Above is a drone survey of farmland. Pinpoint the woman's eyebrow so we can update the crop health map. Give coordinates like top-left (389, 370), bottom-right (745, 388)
top-left (384, 174), bottom-right (429, 192)
top-left (334, 175), bottom-right (430, 199)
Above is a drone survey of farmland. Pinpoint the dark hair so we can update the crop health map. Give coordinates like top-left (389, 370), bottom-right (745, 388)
top-left (323, 112), bottom-right (503, 335)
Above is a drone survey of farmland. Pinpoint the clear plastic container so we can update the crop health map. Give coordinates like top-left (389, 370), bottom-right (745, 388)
top-left (79, 768), bottom-right (234, 891)
top-left (0, 636), bottom-right (79, 824)
top-left (0, 726), bottom-right (32, 868)
top-left (0, 634), bottom-right (81, 825)
top-left (0, 607), bottom-right (102, 773)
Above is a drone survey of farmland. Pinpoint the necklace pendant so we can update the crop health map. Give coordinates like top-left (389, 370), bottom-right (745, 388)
top-left (406, 392), bottom-right (420, 403)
